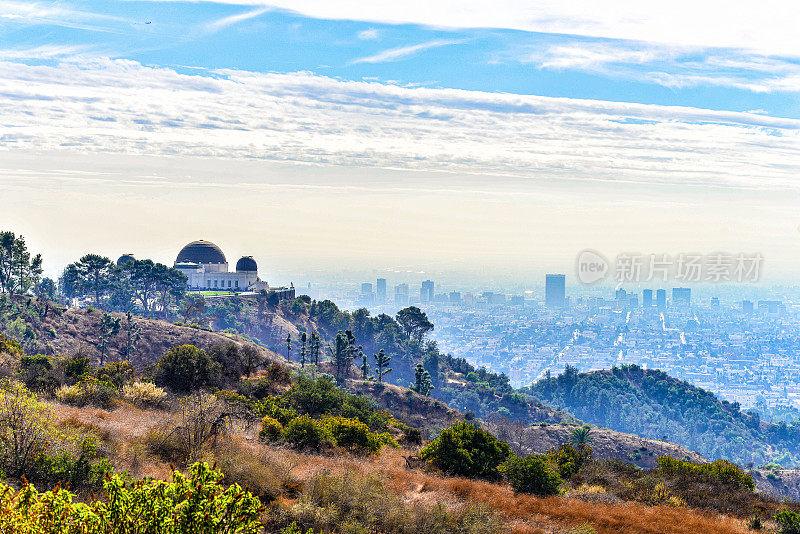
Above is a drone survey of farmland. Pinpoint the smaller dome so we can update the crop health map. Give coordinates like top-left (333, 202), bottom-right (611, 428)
top-left (236, 256), bottom-right (257, 272)
top-left (117, 254), bottom-right (136, 266)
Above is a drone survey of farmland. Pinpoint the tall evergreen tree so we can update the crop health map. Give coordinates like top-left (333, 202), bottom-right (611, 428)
top-left (360, 350), bottom-right (369, 380)
top-left (300, 332), bottom-right (307, 368)
top-left (97, 313), bottom-right (121, 365)
top-left (413, 362), bottom-right (433, 396)
top-left (374, 349), bottom-right (391, 383)
top-left (0, 232), bottom-right (42, 295)
top-left (71, 254), bottom-right (115, 307)
top-left (286, 333), bottom-right (292, 362)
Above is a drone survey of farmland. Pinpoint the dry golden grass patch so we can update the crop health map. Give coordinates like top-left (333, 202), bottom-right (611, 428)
top-left (45, 403), bottom-right (753, 534)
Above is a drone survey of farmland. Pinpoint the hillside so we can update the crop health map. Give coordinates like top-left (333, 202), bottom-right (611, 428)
top-left (0, 294), bottom-right (283, 368)
top-left (204, 295), bottom-right (572, 427)
top-left (525, 364), bottom-right (800, 467)
top-left (484, 420), bottom-right (705, 470)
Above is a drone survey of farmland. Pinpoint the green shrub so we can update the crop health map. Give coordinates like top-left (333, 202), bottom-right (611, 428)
top-left (321, 416), bottom-right (397, 454)
top-left (419, 421), bottom-right (511, 479)
top-left (63, 355), bottom-right (91, 384)
top-left (283, 415), bottom-right (333, 451)
top-left (121, 381), bottom-right (168, 409)
top-left (500, 454), bottom-right (562, 496)
top-left (548, 444), bottom-right (590, 479)
top-left (154, 344), bottom-right (222, 393)
top-left (55, 377), bottom-right (117, 408)
top-left (0, 334), bottom-right (22, 357)
top-left (656, 456), bottom-right (755, 490)
top-left (96, 360), bottom-right (135, 389)
top-left (259, 416), bottom-right (283, 442)
top-left (776, 510), bottom-right (800, 534)
top-left (255, 396), bottom-right (298, 426)
top-left (18, 354), bottom-right (59, 392)
top-left (0, 462), bottom-right (261, 534)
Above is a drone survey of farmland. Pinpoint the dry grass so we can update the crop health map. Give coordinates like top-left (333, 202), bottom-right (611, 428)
top-left (45, 402), bottom-right (753, 534)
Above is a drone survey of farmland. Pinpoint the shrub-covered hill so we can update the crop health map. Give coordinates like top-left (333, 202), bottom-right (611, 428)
top-left (0, 294), bottom-right (283, 368)
top-left (525, 364), bottom-right (800, 467)
top-left (484, 420), bottom-right (704, 470)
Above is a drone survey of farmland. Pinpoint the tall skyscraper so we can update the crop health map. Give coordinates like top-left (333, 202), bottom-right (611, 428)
top-left (656, 289), bottom-right (667, 310)
top-left (421, 280), bottom-right (434, 302)
top-left (642, 289), bottom-right (653, 308)
top-left (545, 274), bottom-right (566, 308)
top-left (376, 278), bottom-right (387, 304)
top-left (672, 287), bottom-right (691, 307)
top-left (394, 283), bottom-right (409, 306)
top-left (742, 300), bottom-right (754, 314)
top-left (360, 282), bottom-right (374, 306)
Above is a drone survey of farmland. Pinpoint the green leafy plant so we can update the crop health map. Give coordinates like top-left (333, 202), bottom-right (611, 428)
top-left (500, 454), bottom-right (562, 496)
top-left (419, 421), bottom-right (511, 479)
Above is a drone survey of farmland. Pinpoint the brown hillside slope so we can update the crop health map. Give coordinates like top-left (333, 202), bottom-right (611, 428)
top-left (8, 297), bottom-right (284, 368)
top-left (485, 421), bottom-right (705, 469)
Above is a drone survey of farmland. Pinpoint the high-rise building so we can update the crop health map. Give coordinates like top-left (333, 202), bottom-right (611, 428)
top-left (672, 287), bottom-right (691, 307)
top-left (742, 300), bottom-right (754, 314)
top-left (656, 289), bottom-right (667, 310)
top-left (545, 274), bottom-right (566, 308)
top-left (449, 291), bottom-right (462, 305)
top-left (394, 283), bottom-right (409, 306)
top-left (376, 278), bottom-right (387, 304)
top-left (642, 289), bottom-right (653, 308)
top-left (421, 280), bottom-right (434, 302)
top-left (360, 283), bottom-right (374, 306)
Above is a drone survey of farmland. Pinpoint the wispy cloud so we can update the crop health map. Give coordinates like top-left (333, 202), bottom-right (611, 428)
top-left (520, 40), bottom-right (800, 94)
top-left (350, 39), bottom-right (463, 64)
top-left (0, 44), bottom-right (93, 60)
top-left (357, 28), bottom-right (379, 40)
top-left (0, 0), bottom-right (126, 32)
top-left (204, 7), bottom-right (269, 33)
top-left (1, 57), bottom-right (799, 193)
top-left (128, 0), bottom-right (800, 57)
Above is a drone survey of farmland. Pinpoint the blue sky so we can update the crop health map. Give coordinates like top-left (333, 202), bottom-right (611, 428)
top-left (4, 1), bottom-right (800, 116)
top-left (2, 1), bottom-right (800, 281)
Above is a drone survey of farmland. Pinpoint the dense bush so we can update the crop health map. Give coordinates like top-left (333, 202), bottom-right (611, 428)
top-left (154, 344), bottom-right (222, 392)
top-left (656, 456), bottom-right (755, 490)
top-left (776, 510), bottom-right (800, 534)
top-left (500, 454), bottom-right (562, 496)
top-left (0, 462), bottom-right (262, 534)
top-left (321, 416), bottom-right (398, 454)
top-left (0, 379), bottom-right (56, 477)
top-left (18, 353), bottom-right (59, 392)
top-left (548, 444), bottom-right (591, 479)
top-left (254, 396), bottom-right (298, 426)
top-left (283, 415), bottom-right (333, 451)
top-left (96, 360), bottom-right (135, 389)
top-left (122, 381), bottom-right (168, 409)
top-left (419, 421), bottom-right (512, 479)
top-left (55, 376), bottom-right (118, 408)
top-left (259, 416), bottom-right (283, 442)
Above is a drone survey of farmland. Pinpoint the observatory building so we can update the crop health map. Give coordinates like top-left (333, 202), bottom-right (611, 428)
top-left (173, 240), bottom-right (269, 292)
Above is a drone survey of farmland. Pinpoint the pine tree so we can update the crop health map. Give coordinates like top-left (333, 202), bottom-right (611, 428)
top-left (374, 349), bottom-right (391, 383)
top-left (413, 362), bottom-right (433, 396)
top-left (329, 331), bottom-right (356, 384)
top-left (123, 311), bottom-right (141, 358)
top-left (286, 333), bottom-right (292, 362)
top-left (360, 350), bottom-right (370, 380)
top-left (98, 313), bottom-right (121, 365)
top-left (300, 332), bottom-right (307, 368)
